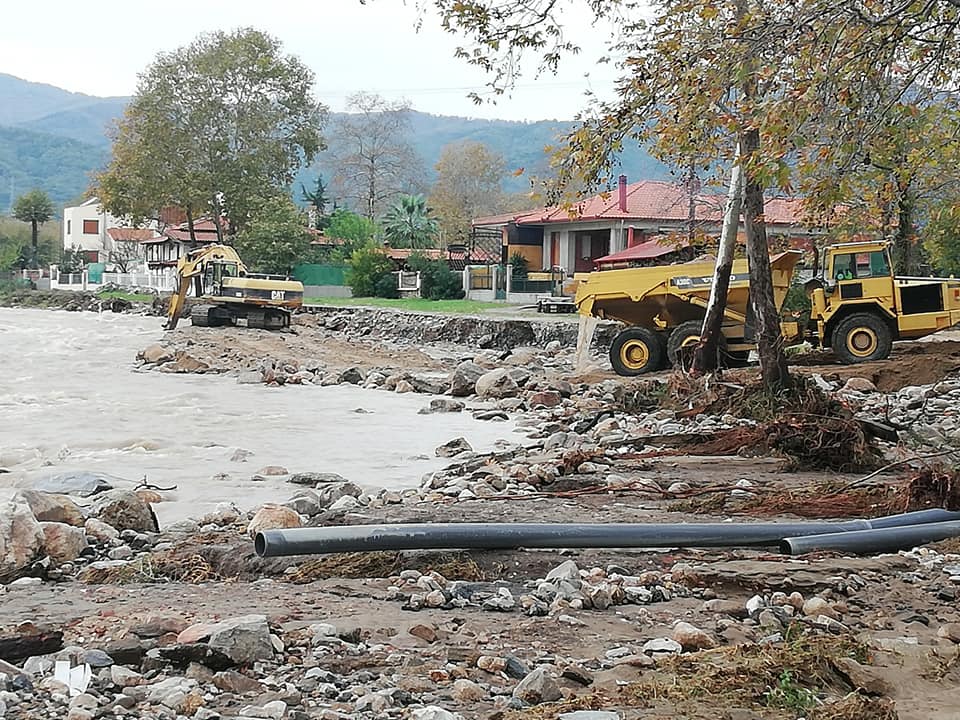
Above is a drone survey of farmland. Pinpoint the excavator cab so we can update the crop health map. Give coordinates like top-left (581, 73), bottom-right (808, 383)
top-left (203, 260), bottom-right (241, 298)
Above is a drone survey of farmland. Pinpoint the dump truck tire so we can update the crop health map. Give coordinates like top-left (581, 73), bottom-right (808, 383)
top-left (832, 313), bottom-right (892, 364)
top-left (610, 327), bottom-right (664, 376)
top-left (666, 320), bottom-right (728, 370)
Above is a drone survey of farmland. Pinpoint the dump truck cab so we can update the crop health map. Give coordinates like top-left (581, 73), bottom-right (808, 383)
top-left (812, 240), bottom-right (960, 363)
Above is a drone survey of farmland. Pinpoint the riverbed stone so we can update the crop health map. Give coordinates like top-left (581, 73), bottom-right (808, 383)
top-left (139, 344), bottom-right (173, 364)
top-left (672, 621), bottom-right (715, 651)
top-left (40, 522), bottom-right (88, 564)
top-left (436, 437), bottom-right (473, 458)
top-left (475, 368), bottom-right (520, 399)
top-left (207, 614), bottom-right (274, 664)
top-left (246, 504), bottom-right (301, 538)
top-left (450, 361), bottom-right (485, 397)
top-left (89, 490), bottom-right (159, 533)
top-left (513, 666), bottom-right (562, 704)
top-left (0, 501), bottom-right (46, 580)
top-left (14, 490), bottom-right (84, 526)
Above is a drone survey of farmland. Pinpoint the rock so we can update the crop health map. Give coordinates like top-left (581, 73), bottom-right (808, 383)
top-left (40, 522), bottom-right (88, 563)
top-left (672, 621), bottom-right (715, 651)
top-left (411, 707), bottom-right (464, 720)
top-left (477, 655), bottom-right (508, 673)
top-left (451, 679), bottom-right (486, 702)
top-left (110, 665), bottom-right (143, 687)
top-left (475, 368), bottom-right (520, 399)
top-left (31, 471), bottom-right (114, 497)
top-left (238, 700), bottom-right (287, 719)
top-left (513, 666), bottom-right (563, 704)
top-left (256, 466), bottom-right (289, 477)
top-left (560, 664), bottom-right (594, 686)
top-left (642, 638), bottom-right (682, 655)
top-left (937, 623), bottom-right (960, 643)
top-left (207, 614), bottom-right (274, 664)
top-left (409, 624), bottom-right (438, 644)
top-left (338, 367), bottom-right (365, 384)
top-left (546, 560), bottom-right (581, 585)
top-left (83, 517), bottom-right (119, 542)
top-left (528, 390), bottom-right (562, 408)
top-left (843, 377), bottom-right (877, 393)
top-left (395, 380), bottom-right (415, 393)
top-left (419, 398), bottom-right (466, 414)
top-left (702, 599), bottom-right (750, 619)
top-left (177, 622), bottom-right (217, 644)
top-left (450, 361), bottom-right (485, 397)
top-left (832, 657), bottom-right (893, 695)
top-left (89, 490), bottom-right (158, 533)
top-left (287, 471), bottom-right (346, 486)
top-left (13, 490), bottom-right (84, 526)
top-left (213, 669), bottom-right (262, 694)
top-left (139, 344), bottom-right (173, 364)
top-left (237, 371), bottom-right (264, 385)
top-left (436, 437), bottom-right (473, 458)
top-left (802, 596), bottom-right (839, 620)
top-left (315, 481), bottom-right (362, 508)
top-left (104, 636), bottom-right (144, 666)
top-left (0, 623), bottom-right (63, 662)
top-left (0, 501), bottom-right (45, 580)
top-left (246, 504), bottom-right (301, 538)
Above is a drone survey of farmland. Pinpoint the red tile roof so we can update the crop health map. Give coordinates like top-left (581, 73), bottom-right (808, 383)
top-left (107, 228), bottom-right (160, 242)
top-left (475, 180), bottom-right (806, 227)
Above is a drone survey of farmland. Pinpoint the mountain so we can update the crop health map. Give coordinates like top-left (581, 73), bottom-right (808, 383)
top-left (0, 72), bottom-right (671, 214)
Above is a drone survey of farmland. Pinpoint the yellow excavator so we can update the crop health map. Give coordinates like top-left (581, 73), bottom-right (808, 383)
top-left (165, 244), bottom-right (304, 330)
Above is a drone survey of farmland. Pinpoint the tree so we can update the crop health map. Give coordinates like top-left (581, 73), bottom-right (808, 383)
top-left (346, 246), bottom-right (395, 297)
top-left (429, 141), bottom-right (507, 243)
top-left (328, 92), bottom-right (423, 219)
top-left (96, 28), bottom-right (325, 239)
top-left (406, 253), bottom-right (465, 300)
top-left (12, 189), bottom-right (54, 268)
top-left (326, 208), bottom-right (379, 260)
top-left (107, 241), bottom-right (144, 273)
top-left (301, 175), bottom-right (331, 230)
top-left (234, 195), bottom-right (312, 274)
top-left (382, 195), bottom-right (439, 249)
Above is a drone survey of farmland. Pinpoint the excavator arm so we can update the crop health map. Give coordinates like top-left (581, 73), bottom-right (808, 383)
top-left (164, 244), bottom-right (246, 330)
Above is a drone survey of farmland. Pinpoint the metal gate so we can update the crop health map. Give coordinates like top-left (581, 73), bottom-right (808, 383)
top-left (495, 264), bottom-right (507, 300)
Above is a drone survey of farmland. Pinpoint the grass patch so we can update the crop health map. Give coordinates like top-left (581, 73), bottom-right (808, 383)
top-left (96, 289), bottom-right (156, 303)
top-left (303, 296), bottom-right (509, 314)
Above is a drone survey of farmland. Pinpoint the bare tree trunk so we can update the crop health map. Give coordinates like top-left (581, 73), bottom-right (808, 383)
top-left (211, 197), bottom-right (225, 243)
top-left (892, 185), bottom-right (916, 274)
top-left (692, 146), bottom-right (743, 375)
top-left (30, 220), bottom-right (39, 269)
top-left (186, 206), bottom-right (197, 244)
top-left (741, 126), bottom-right (791, 390)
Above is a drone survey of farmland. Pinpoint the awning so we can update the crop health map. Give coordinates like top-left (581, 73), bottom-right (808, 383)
top-left (595, 238), bottom-right (690, 264)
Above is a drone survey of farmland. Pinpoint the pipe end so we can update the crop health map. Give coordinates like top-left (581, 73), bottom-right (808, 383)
top-left (254, 532), bottom-right (267, 557)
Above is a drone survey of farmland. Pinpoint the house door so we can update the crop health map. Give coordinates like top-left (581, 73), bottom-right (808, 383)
top-left (574, 231), bottom-right (610, 272)
top-left (550, 232), bottom-right (560, 269)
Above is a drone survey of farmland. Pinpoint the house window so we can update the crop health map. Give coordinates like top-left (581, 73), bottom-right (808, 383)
top-left (67, 219), bottom-right (71, 235)
top-left (82, 219), bottom-right (99, 235)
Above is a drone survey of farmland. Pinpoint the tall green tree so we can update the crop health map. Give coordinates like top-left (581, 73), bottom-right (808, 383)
top-left (96, 28), bottom-right (326, 238)
top-left (234, 195), bottom-right (311, 274)
top-left (382, 194), bottom-right (439, 249)
top-left (301, 175), bottom-right (331, 230)
top-left (12, 189), bottom-right (54, 268)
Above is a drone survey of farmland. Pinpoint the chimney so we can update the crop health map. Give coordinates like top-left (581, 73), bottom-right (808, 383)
top-left (618, 175), bottom-right (628, 212)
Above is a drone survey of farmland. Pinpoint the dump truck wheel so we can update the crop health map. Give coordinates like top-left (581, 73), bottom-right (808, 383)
top-left (832, 313), bottom-right (892, 364)
top-left (610, 327), bottom-right (664, 376)
top-left (666, 320), bottom-right (726, 370)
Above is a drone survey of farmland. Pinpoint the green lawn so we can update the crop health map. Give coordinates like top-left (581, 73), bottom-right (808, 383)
top-left (303, 296), bottom-right (510, 314)
top-left (96, 290), bottom-right (157, 303)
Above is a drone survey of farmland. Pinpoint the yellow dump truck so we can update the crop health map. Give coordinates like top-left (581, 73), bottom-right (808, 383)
top-left (575, 240), bottom-right (960, 376)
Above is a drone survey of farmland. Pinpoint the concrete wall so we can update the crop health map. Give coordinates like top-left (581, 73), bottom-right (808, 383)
top-left (303, 284), bottom-right (352, 299)
top-left (63, 200), bottom-right (121, 254)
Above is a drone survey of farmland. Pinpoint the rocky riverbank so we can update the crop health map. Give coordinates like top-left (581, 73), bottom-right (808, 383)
top-left (3, 307), bottom-right (960, 719)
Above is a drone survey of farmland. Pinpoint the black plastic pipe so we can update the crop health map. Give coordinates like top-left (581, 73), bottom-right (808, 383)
top-left (254, 509), bottom-right (960, 557)
top-left (781, 519), bottom-right (960, 555)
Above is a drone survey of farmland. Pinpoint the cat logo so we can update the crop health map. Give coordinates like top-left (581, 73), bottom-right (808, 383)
top-left (271, 290), bottom-right (286, 301)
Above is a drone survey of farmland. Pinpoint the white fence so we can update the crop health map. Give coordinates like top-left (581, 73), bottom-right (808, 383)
top-left (23, 267), bottom-right (176, 293)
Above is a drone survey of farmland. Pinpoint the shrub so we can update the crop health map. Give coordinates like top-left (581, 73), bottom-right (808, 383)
top-left (510, 251), bottom-right (530, 279)
top-left (407, 253), bottom-right (465, 300)
top-left (346, 247), bottom-right (394, 297)
top-left (373, 273), bottom-right (400, 299)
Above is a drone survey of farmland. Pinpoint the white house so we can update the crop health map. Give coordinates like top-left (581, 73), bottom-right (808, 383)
top-left (62, 198), bottom-right (123, 263)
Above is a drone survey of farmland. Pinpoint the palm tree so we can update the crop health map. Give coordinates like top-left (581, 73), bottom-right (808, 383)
top-left (382, 194), bottom-right (438, 249)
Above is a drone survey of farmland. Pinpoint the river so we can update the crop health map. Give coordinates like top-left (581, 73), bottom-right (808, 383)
top-left (0, 308), bottom-right (516, 526)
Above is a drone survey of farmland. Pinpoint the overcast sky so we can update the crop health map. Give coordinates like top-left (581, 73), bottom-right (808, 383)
top-left (0, 1), bottom-right (626, 121)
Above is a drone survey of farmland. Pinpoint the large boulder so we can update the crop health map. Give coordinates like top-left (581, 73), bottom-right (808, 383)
top-left (246, 504), bottom-right (301, 539)
top-left (475, 368), bottom-right (520, 399)
top-left (0, 501), bottom-right (46, 580)
top-left (315, 482), bottom-right (363, 509)
top-left (512, 666), bottom-right (562, 704)
top-left (139, 344), bottom-right (174, 365)
top-left (14, 490), bottom-right (84, 526)
top-left (40, 522), bottom-right (89, 564)
top-left (449, 361), bottom-right (485, 397)
top-left (207, 614), bottom-right (274, 665)
top-left (89, 490), bottom-right (159, 533)
top-left (31, 471), bottom-right (115, 497)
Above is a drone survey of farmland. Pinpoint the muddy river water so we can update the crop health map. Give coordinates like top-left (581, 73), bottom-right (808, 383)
top-left (0, 308), bottom-right (516, 526)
